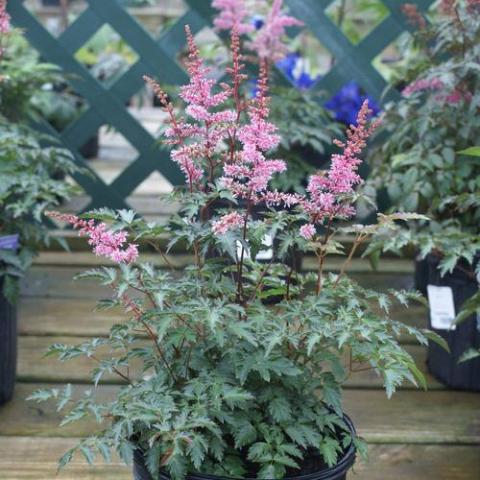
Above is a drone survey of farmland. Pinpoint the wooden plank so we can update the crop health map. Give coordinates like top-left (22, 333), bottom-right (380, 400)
top-left (18, 297), bottom-right (428, 340)
top-left (16, 336), bottom-right (439, 389)
top-left (0, 438), bottom-right (478, 480)
top-left (1, 384), bottom-right (478, 443)
top-left (31, 252), bottom-right (414, 273)
top-left (18, 298), bottom-right (122, 337)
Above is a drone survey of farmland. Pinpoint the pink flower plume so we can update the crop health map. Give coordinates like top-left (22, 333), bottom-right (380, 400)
top-left (246, 0), bottom-right (303, 61)
top-left (212, 211), bottom-right (244, 235)
top-left (47, 212), bottom-right (138, 264)
top-left (212, 0), bottom-right (254, 35)
top-left (299, 100), bottom-right (380, 238)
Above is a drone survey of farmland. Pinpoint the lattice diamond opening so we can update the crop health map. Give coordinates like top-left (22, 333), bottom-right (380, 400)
top-left (74, 24), bottom-right (139, 86)
top-left (326, 0), bottom-right (390, 45)
top-left (372, 31), bottom-right (414, 85)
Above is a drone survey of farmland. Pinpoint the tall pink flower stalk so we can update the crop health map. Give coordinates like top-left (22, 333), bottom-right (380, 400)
top-left (246, 0), bottom-right (303, 62)
top-left (299, 100), bottom-right (380, 240)
top-left (47, 212), bottom-right (138, 264)
top-left (212, 0), bottom-right (254, 35)
top-left (0, 0), bottom-right (9, 34)
top-left (213, 0), bottom-right (303, 63)
top-left (145, 26), bottom-right (236, 190)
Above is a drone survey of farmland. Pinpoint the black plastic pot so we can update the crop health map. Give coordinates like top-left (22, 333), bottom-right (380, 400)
top-left (413, 254), bottom-right (429, 297)
top-left (0, 279), bottom-right (17, 405)
top-left (133, 415), bottom-right (356, 480)
top-left (426, 253), bottom-right (480, 391)
top-left (79, 133), bottom-right (100, 160)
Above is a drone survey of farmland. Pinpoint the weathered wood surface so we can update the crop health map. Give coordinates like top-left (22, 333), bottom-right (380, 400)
top-left (3, 261), bottom-right (478, 479)
top-left (0, 438), bottom-right (478, 480)
top-left (15, 336), bottom-right (439, 389)
top-left (21, 263), bottom-right (415, 300)
top-left (18, 296), bottom-right (428, 340)
top-left (32, 252), bottom-right (414, 273)
top-left (2, 383), bottom-right (478, 444)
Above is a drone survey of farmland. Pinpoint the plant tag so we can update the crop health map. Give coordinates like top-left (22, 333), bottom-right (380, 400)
top-left (0, 234), bottom-right (19, 250)
top-left (236, 234), bottom-right (274, 262)
top-left (255, 234), bottom-right (274, 261)
top-left (427, 285), bottom-right (456, 330)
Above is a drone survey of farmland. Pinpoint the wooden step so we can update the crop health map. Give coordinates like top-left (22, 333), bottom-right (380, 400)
top-left (15, 336), bottom-right (440, 389)
top-left (18, 297), bottom-right (428, 341)
top-left (0, 438), bottom-right (478, 480)
top-left (21, 263), bottom-right (415, 299)
top-left (1, 384), bottom-right (478, 444)
top-left (32, 252), bottom-right (415, 273)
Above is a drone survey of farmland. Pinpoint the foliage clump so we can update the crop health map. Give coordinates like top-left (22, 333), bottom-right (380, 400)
top-left (31, 19), bottom-right (444, 480)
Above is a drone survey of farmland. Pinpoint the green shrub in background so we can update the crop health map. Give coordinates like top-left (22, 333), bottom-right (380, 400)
top-left (367, 3), bottom-right (480, 274)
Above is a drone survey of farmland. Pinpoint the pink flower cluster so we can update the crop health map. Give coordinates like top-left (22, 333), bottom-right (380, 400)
top-left (299, 100), bottom-right (380, 240)
top-left (212, 211), bottom-right (244, 235)
top-left (403, 78), bottom-right (472, 105)
top-left (146, 26), bottom-right (235, 188)
top-left (0, 0), bottom-right (9, 34)
top-left (402, 78), bottom-right (444, 96)
top-left (212, 0), bottom-right (254, 35)
top-left (212, 0), bottom-right (303, 63)
top-left (246, 0), bottom-right (303, 62)
top-left (220, 64), bottom-right (286, 201)
top-left (48, 212), bottom-right (138, 264)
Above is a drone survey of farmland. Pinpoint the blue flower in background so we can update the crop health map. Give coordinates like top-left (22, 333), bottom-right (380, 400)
top-left (251, 15), bottom-right (265, 30)
top-left (325, 81), bottom-right (380, 125)
top-left (275, 53), bottom-right (381, 125)
top-left (276, 52), bottom-right (321, 90)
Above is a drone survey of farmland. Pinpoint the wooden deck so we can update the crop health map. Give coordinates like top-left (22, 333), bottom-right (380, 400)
top-left (1, 109), bottom-right (479, 478)
top-left (1, 252), bottom-right (479, 479)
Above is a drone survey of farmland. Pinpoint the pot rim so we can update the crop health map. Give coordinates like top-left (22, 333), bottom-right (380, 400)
top-left (138, 414), bottom-right (356, 480)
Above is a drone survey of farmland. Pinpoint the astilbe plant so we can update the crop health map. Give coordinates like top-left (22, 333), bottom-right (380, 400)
top-left (367, 2), bottom-right (480, 276)
top-left (32, 27), bottom-right (446, 480)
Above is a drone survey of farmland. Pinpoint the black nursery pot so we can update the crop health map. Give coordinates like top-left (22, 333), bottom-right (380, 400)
top-left (0, 279), bottom-right (17, 405)
top-left (426, 253), bottom-right (480, 391)
top-left (133, 415), bottom-right (356, 480)
top-left (79, 133), bottom-right (100, 160)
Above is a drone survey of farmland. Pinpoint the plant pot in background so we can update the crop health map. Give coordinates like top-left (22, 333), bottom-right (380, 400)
top-left (426, 253), bottom-right (480, 391)
top-left (133, 415), bottom-right (357, 480)
top-left (413, 254), bottom-right (429, 297)
top-left (79, 132), bottom-right (100, 160)
top-left (0, 278), bottom-right (17, 405)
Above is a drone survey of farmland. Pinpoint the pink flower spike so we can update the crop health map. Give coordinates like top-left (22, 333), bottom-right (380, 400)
top-left (46, 212), bottom-right (139, 265)
top-left (212, 211), bottom-right (244, 236)
top-left (299, 224), bottom-right (316, 240)
top-left (246, 0), bottom-right (303, 61)
top-left (212, 0), bottom-right (254, 35)
top-left (0, 0), bottom-right (10, 34)
top-left (299, 100), bottom-right (379, 230)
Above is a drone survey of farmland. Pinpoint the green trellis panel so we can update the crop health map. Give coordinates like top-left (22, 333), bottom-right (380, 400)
top-left (7, 0), bottom-right (434, 213)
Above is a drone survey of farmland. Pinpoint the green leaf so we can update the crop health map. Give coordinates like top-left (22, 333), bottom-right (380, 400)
top-left (459, 349), bottom-right (480, 363)
top-left (423, 330), bottom-right (450, 353)
top-left (457, 146), bottom-right (480, 157)
top-left (233, 421), bottom-right (257, 449)
top-left (319, 437), bottom-right (340, 467)
top-left (268, 397), bottom-right (292, 423)
top-left (57, 449), bottom-right (75, 471)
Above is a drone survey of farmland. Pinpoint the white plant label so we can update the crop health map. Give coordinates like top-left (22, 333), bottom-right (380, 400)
top-left (427, 285), bottom-right (456, 330)
top-left (236, 234), bottom-right (274, 262)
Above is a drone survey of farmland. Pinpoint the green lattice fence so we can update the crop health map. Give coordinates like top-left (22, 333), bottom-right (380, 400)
top-left (7, 0), bottom-right (434, 212)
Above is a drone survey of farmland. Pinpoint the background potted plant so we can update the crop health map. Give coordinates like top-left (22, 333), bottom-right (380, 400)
top-left (30, 23), bottom-right (446, 480)
top-left (0, 12), bottom-right (79, 404)
top-left (367, 2), bottom-right (480, 391)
